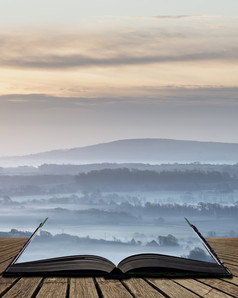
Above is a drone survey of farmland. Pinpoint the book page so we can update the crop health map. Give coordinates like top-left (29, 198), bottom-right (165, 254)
top-left (15, 216), bottom-right (215, 266)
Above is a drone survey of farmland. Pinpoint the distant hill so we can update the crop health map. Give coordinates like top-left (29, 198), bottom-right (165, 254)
top-left (1, 138), bottom-right (238, 166)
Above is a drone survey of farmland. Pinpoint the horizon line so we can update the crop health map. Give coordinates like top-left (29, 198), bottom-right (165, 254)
top-left (1, 137), bottom-right (238, 159)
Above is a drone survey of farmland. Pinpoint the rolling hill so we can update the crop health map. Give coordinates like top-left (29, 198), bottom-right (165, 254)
top-left (1, 138), bottom-right (238, 166)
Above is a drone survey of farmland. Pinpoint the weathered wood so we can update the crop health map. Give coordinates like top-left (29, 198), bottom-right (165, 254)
top-left (96, 278), bottom-right (132, 298)
top-left (0, 238), bottom-right (27, 244)
top-left (198, 278), bottom-right (238, 297)
top-left (70, 278), bottom-right (99, 298)
top-left (222, 264), bottom-right (238, 276)
top-left (222, 261), bottom-right (238, 270)
top-left (0, 243), bottom-right (26, 253)
top-left (207, 238), bottom-right (238, 244)
top-left (174, 279), bottom-right (232, 298)
top-left (0, 259), bottom-right (15, 274)
top-left (0, 239), bottom-right (26, 265)
top-left (222, 276), bottom-right (238, 286)
top-left (0, 248), bottom-right (25, 263)
top-left (0, 239), bottom-right (27, 252)
top-left (36, 277), bottom-right (68, 298)
top-left (124, 278), bottom-right (165, 298)
top-left (214, 252), bottom-right (238, 260)
top-left (0, 238), bottom-right (26, 244)
top-left (207, 240), bottom-right (238, 251)
top-left (0, 277), bottom-right (18, 296)
top-left (216, 256), bottom-right (238, 266)
top-left (147, 278), bottom-right (199, 297)
top-left (2, 277), bottom-right (42, 298)
top-left (0, 243), bottom-right (25, 252)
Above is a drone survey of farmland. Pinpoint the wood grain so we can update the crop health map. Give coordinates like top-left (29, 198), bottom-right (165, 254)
top-left (222, 276), bottom-right (238, 286)
top-left (2, 277), bottom-right (42, 298)
top-left (174, 279), bottom-right (232, 298)
top-left (124, 278), bottom-right (165, 298)
top-left (0, 248), bottom-right (24, 263)
top-left (0, 277), bottom-right (18, 296)
top-left (0, 259), bottom-right (15, 274)
top-left (147, 278), bottom-right (199, 297)
top-left (36, 278), bottom-right (68, 298)
top-left (198, 278), bottom-right (238, 297)
top-left (96, 278), bottom-right (132, 298)
top-left (70, 278), bottom-right (99, 298)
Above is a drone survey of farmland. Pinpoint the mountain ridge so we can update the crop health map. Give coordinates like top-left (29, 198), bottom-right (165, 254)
top-left (1, 138), bottom-right (238, 166)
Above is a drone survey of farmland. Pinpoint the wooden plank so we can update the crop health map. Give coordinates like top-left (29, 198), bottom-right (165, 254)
top-left (0, 258), bottom-right (15, 274)
top-left (0, 243), bottom-right (25, 252)
top-left (0, 239), bottom-right (26, 264)
top-left (214, 252), bottom-right (238, 259)
top-left (96, 278), bottom-right (132, 298)
top-left (198, 278), bottom-right (238, 297)
top-left (36, 278), bottom-right (68, 298)
top-left (221, 257), bottom-right (238, 264)
top-left (207, 238), bottom-right (238, 244)
top-left (214, 251), bottom-right (238, 258)
top-left (0, 243), bottom-right (25, 251)
top-left (173, 278), bottom-right (232, 298)
top-left (222, 276), bottom-right (238, 286)
top-left (0, 277), bottom-right (18, 296)
top-left (0, 238), bottom-right (29, 274)
top-left (0, 238), bottom-right (27, 244)
top-left (207, 238), bottom-right (238, 243)
top-left (206, 239), bottom-right (238, 252)
top-left (211, 243), bottom-right (238, 248)
top-left (221, 258), bottom-right (238, 266)
top-left (147, 278), bottom-right (199, 297)
top-left (0, 240), bottom-right (27, 251)
top-left (222, 264), bottom-right (238, 276)
top-left (205, 247), bottom-right (238, 254)
top-left (70, 278), bottom-right (99, 298)
top-left (0, 238), bottom-right (26, 244)
top-left (217, 256), bottom-right (238, 266)
top-left (2, 277), bottom-right (42, 298)
top-left (0, 243), bottom-right (24, 251)
top-left (124, 278), bottom-right (165, 298)
top-left (222, 260), bottom-right (238, 269)
top-left (207, 248), bottom-right (238, 255)
top-left (0, 248), bottom-right (24, 263)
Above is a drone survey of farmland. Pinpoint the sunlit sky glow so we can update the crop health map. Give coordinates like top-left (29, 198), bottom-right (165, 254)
top-left (0, 1), bottom-right (238, 156)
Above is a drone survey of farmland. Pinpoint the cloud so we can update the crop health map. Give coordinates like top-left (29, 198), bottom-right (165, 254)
top-left (149, 15), bottom-right (202, 20)
top-left (0, 14), bottom-right (237, 71)
top-left (0, 19), bottom-right (237, 98)
top-left (1, 86), bottom-right (238, 107)
top-left (148, 15), bottom-right (238, 20)
top-left (1, 49), bottom-right (238, 70)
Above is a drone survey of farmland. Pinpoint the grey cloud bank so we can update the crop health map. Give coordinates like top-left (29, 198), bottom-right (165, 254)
top-left (2, 51), bottom-right (238, 70)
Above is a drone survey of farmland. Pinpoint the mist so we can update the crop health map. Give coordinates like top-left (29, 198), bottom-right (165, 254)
top-left (0, 160), bottom-right (238, 263)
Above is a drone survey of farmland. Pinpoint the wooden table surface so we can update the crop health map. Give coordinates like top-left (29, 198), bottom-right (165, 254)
top-left (0, 238), bottom-right (237, 297)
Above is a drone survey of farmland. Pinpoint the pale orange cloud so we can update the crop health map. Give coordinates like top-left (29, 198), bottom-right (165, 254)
top-left (0, 15), bottom-right (237, 97)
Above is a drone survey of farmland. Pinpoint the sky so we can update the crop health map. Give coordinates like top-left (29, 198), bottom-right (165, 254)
top-left (0, 1), bottom-right (238, 156)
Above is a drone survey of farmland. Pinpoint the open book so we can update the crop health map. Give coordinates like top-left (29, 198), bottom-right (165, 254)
top-left (4, 218), bottom-right (231, 278)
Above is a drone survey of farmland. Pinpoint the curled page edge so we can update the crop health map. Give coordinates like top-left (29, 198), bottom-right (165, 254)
top-left (184, 217), bottom-right (231, 274)
top-left (5, 217), bottom-right (48, 272)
